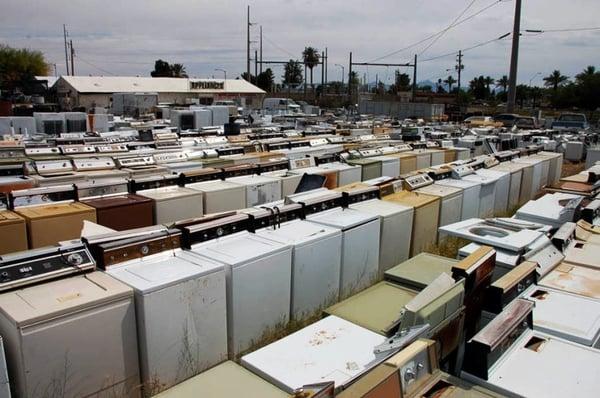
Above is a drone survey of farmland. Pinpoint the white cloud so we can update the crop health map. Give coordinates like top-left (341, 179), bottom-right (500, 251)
top-left (1, 0), bottom-right (598, 85)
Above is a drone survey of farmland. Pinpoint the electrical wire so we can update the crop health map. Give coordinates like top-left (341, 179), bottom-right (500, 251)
top-left (369, 0), bottom-right (510, 62)
top-left (420, 32), bottom-right (511, 62)
top-left (419, 0), bottom-right (477, 57)
top-left (262, 33), bottom-right (296, 58)
top-left (531, 27), bottom-right (600, 33)
top-left (74, 55), bottom-right (116, 75)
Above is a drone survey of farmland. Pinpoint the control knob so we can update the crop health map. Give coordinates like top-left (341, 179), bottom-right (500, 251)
top-left (66, 253), bottom-right (84, 266)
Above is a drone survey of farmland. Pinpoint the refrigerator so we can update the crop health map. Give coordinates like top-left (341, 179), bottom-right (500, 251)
top-left (307, 208), bottom-right (381, 299)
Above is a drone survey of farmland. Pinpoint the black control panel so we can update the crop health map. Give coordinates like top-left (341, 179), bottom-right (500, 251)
top-left (257, 159), bottom-right (289, 174)
top-left (343, 187), bottom-right (380, 206)
top-left (0, 244), bottom-right (95, 292)
top-left (129, 175), bottom-right (179, 192)
top-left (182, 214), bottom-right (251, 247)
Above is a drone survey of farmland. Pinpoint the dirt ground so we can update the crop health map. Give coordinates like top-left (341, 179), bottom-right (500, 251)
top-left (561, 160), bottom-right (586, 178)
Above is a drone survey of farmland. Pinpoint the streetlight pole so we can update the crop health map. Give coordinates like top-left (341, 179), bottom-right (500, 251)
top-left (215, 68), bottom-right (227, 80)
top-left (335, 64), bottom-right (345, 85)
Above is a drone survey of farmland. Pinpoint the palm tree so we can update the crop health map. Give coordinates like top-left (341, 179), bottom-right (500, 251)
top-left (170, 63), bottom-right (188, 78)
top-left (444, 75), bottom-right (457, 92)
top-left (496, 75), bottom-right (509, 92)
top-left (575, 66), bottom-right (596, 83)
top-left (484, 76), bottom-right (495, 93)
top-left (302, 47), bottom-right (320, 88)
top-left (543, 70), bottom-right (568, 91)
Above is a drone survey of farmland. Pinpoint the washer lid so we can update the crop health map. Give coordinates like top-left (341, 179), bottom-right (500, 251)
top-left (107, 252), bottom-right (222, 292)
top-left (307, 207), bottom-right (378, 229)
top-left (137, 186), bottom-right (202, 201)
top-left (191, 231), bottom-right (291, 265)
top-left (186, 180), bottom-right (243, 192)
top-left (415, 184), bottom-right (462, 198)
top-left (0, 271), bottom-right (132, 326)
top-left (257, 219), bottom-right (340, 245)
top-left (227, 175), bottom-right (281, 185)
top-left (434, 179), bottom-right (481, 189)
top-left (523, 287), bottom-right (600, 346)
top-left (350, 198), bottom-right (414, 216)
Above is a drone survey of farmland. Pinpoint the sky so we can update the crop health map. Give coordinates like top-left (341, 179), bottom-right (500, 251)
top-left (1, 0), bottom-right (599, 87)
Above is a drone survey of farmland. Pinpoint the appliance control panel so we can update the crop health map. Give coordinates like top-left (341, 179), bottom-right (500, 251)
top-left (0, 244), bottom-right (95, 291)
top-left (25, 147), bottom-right (61, 156)
top-left (73, 157), bottom-right (115, 171)
top-left (60, 145), bottom-right (96, 154)
top-left (403, 174), bottom-right (433, 190)
top-left (96, 144), bottom-right (129, 153)
top-left (451, 164), bottom-right (475, 178)
top-left (35, 160), bottom-right (74, 175)
top-left (116, 156), bottom-right (156, 168)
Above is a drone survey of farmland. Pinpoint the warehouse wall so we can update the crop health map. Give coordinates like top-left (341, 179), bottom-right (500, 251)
top-left (359, 100), bottom-right (445, 120)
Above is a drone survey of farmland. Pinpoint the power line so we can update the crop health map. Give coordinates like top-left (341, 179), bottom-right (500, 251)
top-left (421, 32), bottom-right (511, 62)
top-left (369, 0), bottom-right (509, 62)
top-left (262, 33), bottom-right (296, 58)
top-left (74, 55), bottom-right (116, 76)
top-left (419, 0), bottom-right (477, 57)
top-left (525, 26), bottom-right (600, 33)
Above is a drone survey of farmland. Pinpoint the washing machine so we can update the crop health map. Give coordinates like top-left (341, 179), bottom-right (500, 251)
top-left (539, 262), bottom-right (600, 300)
top-left (256, 219), bottom-right (342, 320)
top-left (346, 157), bottom-right (382, 181)
top-left (153, 361), bottom-right (287, 398)
top-left (410, 149), bottom-right (432, 170)
top-left (475, 168), bottom-right (510, 215)
top-left (307, 207), bottom-right (380, 299)
top-left (490, 161), bottom-right (527, 210)
top-left (462, 169), bottom-right (499, 218)
top-left (384, 176), bottom-right (441, 256)
top-left (136, 185), bottom-right (204, 225)
top-left (11, 186), bottom-right (97, 249)
top-left (394, 152), bottom-right (418, 175)
top-left (260, 170), bottom-right (302, 197)
top-left (227, 174), bottom-right (282, 207)
top-left (415, 183), bottom-right (463, 241)
top-left (513, 155), bottom-right (545, 196)
top-left (185, 179), bottom-right (246, 214)
top-left (186, 226), bottom-right (292, 358)
top-left (515, 192), bottom-right (583, 228)
top-left (0, 210), bottom-right (27, 255)
top-left (240, 315), bottom-right (386, 394)
top-left (350, 197), bottom-right (414, 275)
top-left (431, 170), bottom-right (482, 221)
top-left (384, 252), bottom-right (459, 291)
top-left (78, 179), bottom-right (154, 231)
top-left (371, 156), bottom-right (400, 178)
top-left (318, 162), bottom-right (362, 186)
top-left (104, 232), bottom-right (227, 394)
top-left (0, 270), bottom-right (140, 398)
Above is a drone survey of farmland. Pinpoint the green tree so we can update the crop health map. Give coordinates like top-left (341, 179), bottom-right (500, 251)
top-left (543, 70), bottom-right (569, 91)
top-left (496, 75), bottom-right (509, 92)
top-left (0, 44), bottom-right (48, 93)
top-left (170, 63), bottom-right (188, 78)
top-left (302, 47), bottom-right (320, 88)
top-left (468, 76), bottom-right (488, 100)
top-left (575, 66), bottom-right (596, 84)
top-left (256, 68), bottom-right (274, 92)
top-left (240, 72), bottom-right (257, 84)
top-left (391, 70), bottom-right (411, 93)
top-left (484, 76), bottom-right (495, 94)
top-left (150, 59), bottom-right (172, 77)
top-left (282, 60), bottom-right (303, 87)
top-left (444, 75), bottom-right (457, 92)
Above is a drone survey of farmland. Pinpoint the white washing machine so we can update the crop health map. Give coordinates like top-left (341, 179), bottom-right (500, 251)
top-left (410, 149), bottom-right (432, 170)
top-left (187, 230), bottom-right (292, 358)
top-left (261, 170), bottom-right (302, 197)
top-left (463, 171), bottom-right (499, 218)
top-left (371, 156), bottom-right (400, 178)
top-left (538, 151), bottom-right (563, 186)
top-left (0, 272), bottom-right (140, 398)
top-left (474, 168), bottom-right (510, 215)
top-left (307, 207), bottom-right (380, 299)
top-left (137, 185), bottom-right (204, 224)
top-left (515, 192), bottom-right (583, 228)
top-left (521, 286), bottom-right (600, 348)
top-left (491, 161), bottom-right (526, 210)
top-left (227, 175), bottom-right (282, 207)
top-left (514, 156), bottom-right (545, 196)
top-left (415, 183), bottom-right (463, 240)
top-left (257, 220), bottom-right (342, 320)
top-left (434, 178), bottom-right (482, 221)
top-left (240, 315), bottom-right (385, 394)
top-left (105, 237), bottom-right (227, 393)
top-left (186, 179), bottom-right (247, 214)
top-left (0, 337), bottom-right (8, 397)
top-left (318, 162), bottom-right (362, 186)
top-left (350, 198), bottom-right (414, 274)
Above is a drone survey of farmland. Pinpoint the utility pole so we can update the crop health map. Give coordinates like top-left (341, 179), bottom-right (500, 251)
top-left (70, 39), bottom-right (75, 76)
top-left (246, 5), bottom-right (251, 81)
top-left (63, 24), bottom-right (70, 76)
top-left (456, 50), bottom-right (463, 92)
top-left (254, 50), bottom-right (258, 78)
top-left (348, 52), bottom-right (352, 97)
top-left (321, 51), bottom-right (325, 86)
top-left (324, 48), bottom-right (328, 85)
top-left (259, 25), bottom-right (263, 74)
top-left (412, 54), bottom-right (418, 99)
top-left (507, 0), bottom-right (522, 113)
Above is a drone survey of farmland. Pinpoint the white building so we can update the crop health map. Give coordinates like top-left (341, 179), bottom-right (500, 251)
top-left (54, 76), bottom-right (266, 111)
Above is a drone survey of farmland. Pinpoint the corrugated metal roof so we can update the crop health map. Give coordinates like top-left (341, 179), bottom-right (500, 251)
top-left (58, 76), bottom-right (265, 94)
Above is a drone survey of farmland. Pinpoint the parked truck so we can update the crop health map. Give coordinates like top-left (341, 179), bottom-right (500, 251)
top-left (551, 113), bottom-right (589, 130)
